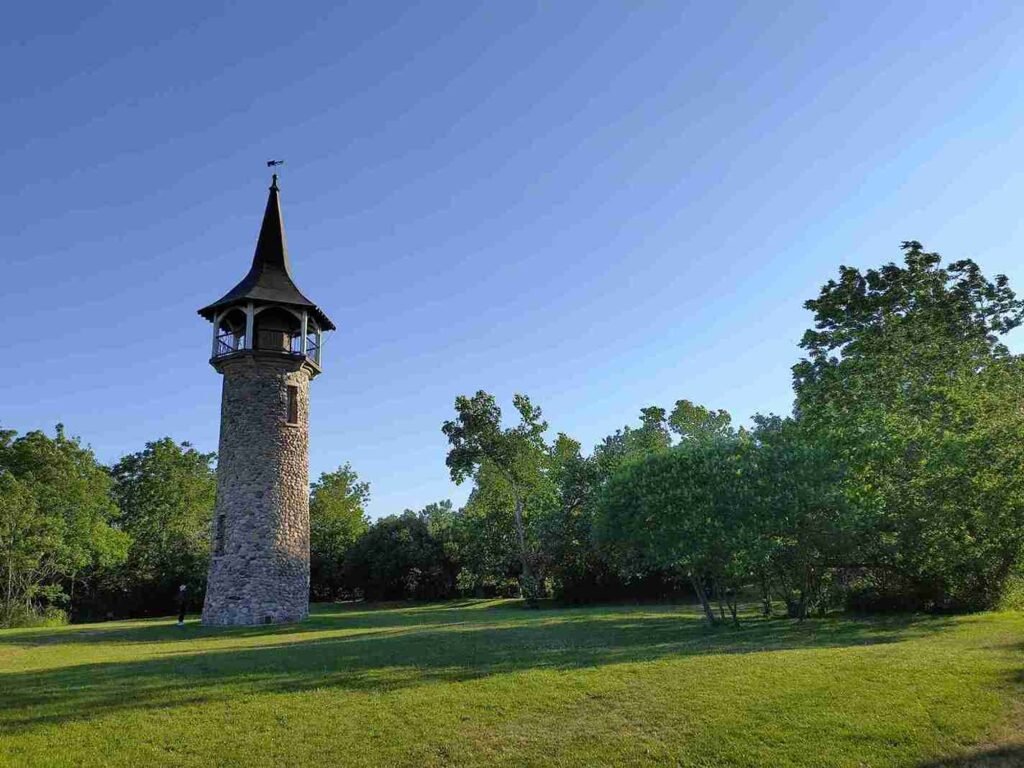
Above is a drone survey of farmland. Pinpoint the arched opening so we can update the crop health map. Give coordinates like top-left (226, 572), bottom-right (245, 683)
top-left (254, 306), bottom-right (302, 354)
top-left (215, 308), bottom-right (247, 357)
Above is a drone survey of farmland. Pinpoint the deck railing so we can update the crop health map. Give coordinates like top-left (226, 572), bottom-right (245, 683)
top-left (215, 332), bottom-right (244, 357)
top-left (213, 329), bottom-right (320, 365)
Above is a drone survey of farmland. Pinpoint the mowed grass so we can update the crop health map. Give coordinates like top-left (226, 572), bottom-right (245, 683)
top-left (0, 601), bottom-right (1022, 767)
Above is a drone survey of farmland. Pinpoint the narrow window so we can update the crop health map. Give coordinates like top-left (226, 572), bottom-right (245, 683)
top-left (287, 385), bottom-right (299, 424)
top-left (215, 515), bottom-right (226, 556)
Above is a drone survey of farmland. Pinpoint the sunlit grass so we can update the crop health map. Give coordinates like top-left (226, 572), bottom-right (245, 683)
top-left (0, 600), bottom-right (1021, 767)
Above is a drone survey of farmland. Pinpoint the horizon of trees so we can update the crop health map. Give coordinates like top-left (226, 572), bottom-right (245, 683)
top-left (3, 241), bottom-right (1024, 627)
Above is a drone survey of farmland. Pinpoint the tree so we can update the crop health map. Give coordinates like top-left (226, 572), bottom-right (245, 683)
top-left (451, 468), bottom-right (523, 596)
top-left (669, 400), bottom-right (734, 443)
top-left (593, 406), bottom-right (672, 480)
top-left (107, 439), bottom-right (216, 616)
top-left (747, 415), bottom-right (846, 619)
top-left (581, 402), bottom-right (742, 605)
top-left (0, 470), bottom-right (53, 625)
top-left (443, 391), bottom-right (549, 604)
top-left (595, 442), bottom-right (751, 625)
top-left (0, 426), bottom-right (128, 624)
top-left (344, 508), bottom-right (455, 600)
top-left (794, 241), bottom-right (1024, 610)
top-left (535, 433), bottom-right (615, 601)
top-left (309, 464), bottom-right (370, 600)
top-left (418, 500), bottom-right (462, 591)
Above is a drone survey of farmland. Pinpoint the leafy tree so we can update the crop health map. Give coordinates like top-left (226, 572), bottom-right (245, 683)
top-left (593, 406), bottom-right (672, 479)
top-left (535, 433), bottom-right (619, 601)
top-left (0, 470), bottom-right (53, 625)
top-left (451, 469), bottom-right (523, 596)
top-left (595, 441), bottom-right (751, 625)
top-left (443, 391), bottom-right (550, 604)
top-left (747, 416), bottom-right (846, 619)
top-left (107, 438), bottom-right (216, 616)
top-left (344, 508), bottom-right (455, 600)
top-left (581, 402), bottom-right (741, 604)
top-left (417, 500), bottom-right (462, 591)
top-left (0, 426), bottom-right (128, 623)
top-left (309, 464), bottom-right (370, 600)
top-left (794, 241), bottom-right (1024, 610)
top-left (669, 400), bottom-right (734, 442)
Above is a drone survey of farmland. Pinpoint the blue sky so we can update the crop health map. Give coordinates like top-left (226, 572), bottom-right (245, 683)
top-left (4, 1), bottom-right (1024, 517)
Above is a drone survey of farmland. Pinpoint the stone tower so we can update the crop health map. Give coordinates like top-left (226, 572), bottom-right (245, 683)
top-left (197, 175), bottom-right (333, 626)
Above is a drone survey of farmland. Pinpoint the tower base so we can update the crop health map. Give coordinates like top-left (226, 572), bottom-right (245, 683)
top-left (201, 352), bottom-right (314, 627)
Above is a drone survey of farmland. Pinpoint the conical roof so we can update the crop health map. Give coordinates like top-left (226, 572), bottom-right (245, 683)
top-left (198, 176), bottom-right (335, 330)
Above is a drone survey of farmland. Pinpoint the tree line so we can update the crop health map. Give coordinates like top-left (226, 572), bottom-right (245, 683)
top-left (3, 242), bottom-right (1024, 627)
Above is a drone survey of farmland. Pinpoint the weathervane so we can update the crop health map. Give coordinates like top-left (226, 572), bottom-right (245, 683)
top-left (266, 160), bottom-right (284, 188)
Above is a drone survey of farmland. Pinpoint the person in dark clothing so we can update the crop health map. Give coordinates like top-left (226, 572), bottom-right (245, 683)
top-left (176, 584), bottom-right (187, 626)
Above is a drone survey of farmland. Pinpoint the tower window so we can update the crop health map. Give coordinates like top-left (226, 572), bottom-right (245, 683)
top-left (215, 515), bottom-right (226, 556)
top-left (287, 385), bottom-right (299, 424)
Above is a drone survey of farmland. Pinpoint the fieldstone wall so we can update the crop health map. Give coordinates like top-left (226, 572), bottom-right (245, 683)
top-left (201, 352), bottom-right (315, 625)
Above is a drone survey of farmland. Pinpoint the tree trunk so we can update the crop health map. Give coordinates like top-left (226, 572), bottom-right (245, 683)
top-left (727, 591), bottom-right (739, 625)
top-left (796, 566), bottom-right (814, 621)
top-left (691, 573), bottom-right (717, 626)
top-left (511, 492), bottom-right (538, 607)
top-left (760, 572), bottom-right (772, 617)
top-left (5, 555), bottom-right (12, 618)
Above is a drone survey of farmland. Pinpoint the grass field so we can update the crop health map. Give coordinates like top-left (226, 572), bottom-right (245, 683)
top-left (0, 601), bottom-right (1022, 767)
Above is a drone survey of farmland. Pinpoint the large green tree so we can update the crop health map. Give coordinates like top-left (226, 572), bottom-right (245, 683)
top-left (0, 426), bottom-right (128, 624)
top-left (108, 438), bottom-right (216, 615)
top-left (417, 500), bottom-right (462, 591)
top-left (344, 507), bottom-right (456, 601)
top-left (443, 391), bottom-right (550, 604)
top-left (595, 441), bottom-right (752, 625)
top-left (309, 463), bottom-right (370, 600)
top-left (794, 241), bottom-right (1024, 610)
top-left (451, 466), bottom-right (523, 596)
top-left (534, 433), bottom-right (602, 600)
top-left (746, 415), bottom-right (846, 618)
top-left (0, 470), bottom-right (52, 625)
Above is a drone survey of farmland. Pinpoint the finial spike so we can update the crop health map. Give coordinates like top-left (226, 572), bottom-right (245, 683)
top-left (271, 173), bottom-right (279, 190)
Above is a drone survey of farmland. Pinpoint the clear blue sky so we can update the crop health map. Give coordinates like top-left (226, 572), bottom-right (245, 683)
top-left (4, 2), bottom-right (1024, 517)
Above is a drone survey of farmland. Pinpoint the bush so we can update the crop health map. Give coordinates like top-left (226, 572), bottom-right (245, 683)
top-left (841, 570), bottom-right (934, 614)
top-left (0, 604), bottom-right (68, 629)
top-left (997, 571), bottom-right (1024, 612)
top-left (344, 511), bottom-right (458, 601)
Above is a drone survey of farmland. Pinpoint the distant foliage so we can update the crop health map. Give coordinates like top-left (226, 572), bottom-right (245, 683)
top-left (98, 439), bottom-right (216, 619)
top-left (343, 506), bottom-right (458, 601)
top-left (309, 464), bottom-right (370, 601)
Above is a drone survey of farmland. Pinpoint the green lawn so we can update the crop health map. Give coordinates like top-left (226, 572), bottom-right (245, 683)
top-left (0, 601), bottom-right (1022, 767)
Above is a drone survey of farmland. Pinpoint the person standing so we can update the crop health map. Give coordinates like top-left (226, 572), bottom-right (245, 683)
top-left (176, 584), bottom-right (187, 626)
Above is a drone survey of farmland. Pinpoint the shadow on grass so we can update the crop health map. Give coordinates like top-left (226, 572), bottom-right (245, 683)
top-left (0, 599), bottom-right (514, 647)
top-left (918, 745), bottom-right (1024, 767)
top-left (0, 601), bottom-right (956, 734)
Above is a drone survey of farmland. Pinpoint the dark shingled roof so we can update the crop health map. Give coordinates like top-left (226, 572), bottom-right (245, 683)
top-left (197, 176), bottom-right (335, 331)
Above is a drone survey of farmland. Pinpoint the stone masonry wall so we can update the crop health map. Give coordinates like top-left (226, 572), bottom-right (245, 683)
top-left (202, 352), bottom-right (313, 625)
